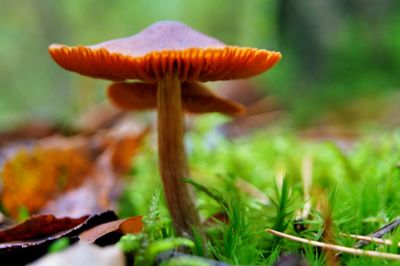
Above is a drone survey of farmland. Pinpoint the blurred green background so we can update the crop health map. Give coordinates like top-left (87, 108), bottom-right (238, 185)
top-left (1, 0), bottom-right (399, 129)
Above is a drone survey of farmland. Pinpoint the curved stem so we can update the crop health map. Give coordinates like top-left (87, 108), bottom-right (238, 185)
top-left (157, 73), bottom-right (201, 237)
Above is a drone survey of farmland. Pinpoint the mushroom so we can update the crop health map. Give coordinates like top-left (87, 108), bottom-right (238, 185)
top-left (48, 21), bottom-right (281, 237)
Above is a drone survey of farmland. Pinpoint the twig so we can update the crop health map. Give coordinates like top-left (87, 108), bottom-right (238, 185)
top-left (265, 229), bottom-right (400, 261)
top-left (341, 233), bottom-right (399, 247)
top-left (355, 218), bottom-right (400, 248)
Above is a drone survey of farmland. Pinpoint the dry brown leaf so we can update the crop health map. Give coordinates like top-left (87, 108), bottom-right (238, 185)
top-left (79, 216), bottom-right (143, 244)
top-left (1, 137), bottom-right (97, 218)
top-left (0, 215), bottom-right (88, 243)
top-left (0, 124), bottom-right (148, 218)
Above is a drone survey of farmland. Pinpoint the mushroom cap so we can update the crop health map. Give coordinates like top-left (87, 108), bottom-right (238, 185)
top-left (107, 82), bottom-right (244, 116)
top-left (49, 21), bottom-right (281, 82)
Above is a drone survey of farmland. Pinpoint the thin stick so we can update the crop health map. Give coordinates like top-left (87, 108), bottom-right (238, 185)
top-left (341, 233), bottom-right (398, 247)
top-left (266, 229), bottom-right (400, 260)
top-left (157, 73), bottom-right (201, 238)
top-left (355, 218), bottom-right (400, 248)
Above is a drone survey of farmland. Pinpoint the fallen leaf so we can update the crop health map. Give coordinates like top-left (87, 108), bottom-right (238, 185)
top-left (0, 215), bottom-right (87, 243)
top-left (79, 216), bottom-right (143, 244)
top-left (0, 136), bottom-right (99, 218)
top-left (41, 125), bottom-right (148, 217)
top-left (0, 211), bottom-right (118, 266)
top-left (0, 123), bottom-right (148, 218)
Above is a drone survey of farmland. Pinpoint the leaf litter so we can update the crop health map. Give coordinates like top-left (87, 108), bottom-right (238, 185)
top-left (0, 106), bottom-right (149, 265)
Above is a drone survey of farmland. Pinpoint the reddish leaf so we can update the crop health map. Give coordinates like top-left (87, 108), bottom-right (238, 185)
top-left (0, 215), bottom-right (87, 243)
top-left (0, 211), bottom-right (117, 265)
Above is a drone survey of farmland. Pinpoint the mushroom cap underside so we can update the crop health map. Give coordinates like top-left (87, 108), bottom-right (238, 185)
top-left (49, 21), bottom-right (281, 82)
top-left (107, 82), bottom-right (245, 116)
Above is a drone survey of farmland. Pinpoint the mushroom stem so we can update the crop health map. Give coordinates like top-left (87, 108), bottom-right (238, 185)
top-left (157, 73), bottom-right (201, 237)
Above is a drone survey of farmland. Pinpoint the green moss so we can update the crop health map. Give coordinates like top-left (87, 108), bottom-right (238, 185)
top-left (120, 119), bottom-right (400, 265)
